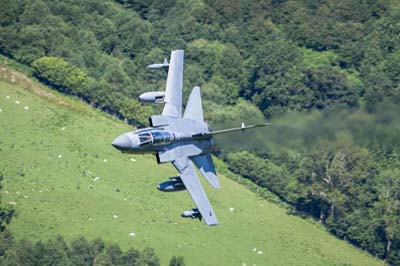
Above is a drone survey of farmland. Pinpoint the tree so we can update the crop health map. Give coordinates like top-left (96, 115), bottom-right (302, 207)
top-left (117, 98), bottom-right (152, 126)
top-left (64, 67), bottom-right (90, 96)
top-left (0, 0), bottom-right (23, 27)
top-left (69, 237), bottom-right (94, 266)
top-left (13, 240), bottom-right (37, 266)
top-left (293, 145), bottom-right (377, 225)
top-left (121, 248), bottom-right (141, 266)
top-left (301, 66), bottom-right (360, 109)
top-left (372, 169), bottom-right (400, 265)
top-left (169, 256), bottom-right (185, 266)
top-left (37, 236), bottom-right (71, 266)
top-left (32, 56), bottom-right (95, 101)
top-left (139, 247), bottom-right (160, 266)
top-left (243, 33), bottom-right (303, 116)
top-left (32, 57), bottom-right (72, 91)
top-left (0, 230), bottom-right (13, 257)
top-left (382, 49), bottom-right (400, 89)
top-left (0, 172), bottom-right (14, 233)
top-left (362, 67), bottom-right (393, 110)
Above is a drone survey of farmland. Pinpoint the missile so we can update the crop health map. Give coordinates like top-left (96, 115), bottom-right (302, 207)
top-left (147, 58), bottom-right (169, 69)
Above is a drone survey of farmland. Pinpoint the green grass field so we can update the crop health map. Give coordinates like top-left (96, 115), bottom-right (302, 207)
top-left (0, 67), bottom-right (383, 266)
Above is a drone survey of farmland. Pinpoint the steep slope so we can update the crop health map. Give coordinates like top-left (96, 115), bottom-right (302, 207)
top-left (0, 66), bottom-right (382, 266)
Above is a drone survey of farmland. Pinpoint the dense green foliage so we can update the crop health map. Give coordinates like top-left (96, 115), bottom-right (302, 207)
top-left (0, 235), bottom-right (160, 266)
top-left (1, 0), bottom-right (400, 264)
top-left (31, 57), bottom-right (91, 96)
top-left (3, 0), bottom-right (397, 121)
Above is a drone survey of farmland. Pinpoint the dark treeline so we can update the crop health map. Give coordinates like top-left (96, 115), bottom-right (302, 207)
top-left (0, 232), bottom-right (184, 266)
top-left (1, 0), bottom-right (400, 264)
top-left (0, 233), bottom-right (162, 266)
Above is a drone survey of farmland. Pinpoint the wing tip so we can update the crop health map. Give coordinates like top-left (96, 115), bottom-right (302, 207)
top-left (205, 217), bottom-right (219, 226)
top-left (206, 222), bottom-right (219, 226)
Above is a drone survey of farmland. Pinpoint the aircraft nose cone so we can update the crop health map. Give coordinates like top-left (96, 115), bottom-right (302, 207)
top-left (112, 134), bottom-right (132, 150)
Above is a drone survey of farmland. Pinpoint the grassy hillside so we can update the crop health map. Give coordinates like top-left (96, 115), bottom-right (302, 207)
top-left (0, 66), bottom-right (382, 266)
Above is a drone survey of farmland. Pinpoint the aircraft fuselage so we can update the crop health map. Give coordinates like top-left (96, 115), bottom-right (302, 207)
top-left (112, 127), bottom-right (214, 158)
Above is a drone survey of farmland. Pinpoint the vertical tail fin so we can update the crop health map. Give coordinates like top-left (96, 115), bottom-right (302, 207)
top-left (184, 86), bottom-right (204, 121)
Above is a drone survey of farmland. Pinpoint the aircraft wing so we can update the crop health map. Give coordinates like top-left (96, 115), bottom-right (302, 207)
top-left (172, 157), bottom-right (219, 226)
top-left (162, 50), bottom-right (184, 118)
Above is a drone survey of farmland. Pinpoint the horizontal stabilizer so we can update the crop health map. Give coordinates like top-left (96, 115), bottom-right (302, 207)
top-left (192, 154), bottom-right (220, 189)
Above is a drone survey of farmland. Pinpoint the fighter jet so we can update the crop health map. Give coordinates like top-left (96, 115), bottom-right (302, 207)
top-left (112, 50), bottom-right (270, 225)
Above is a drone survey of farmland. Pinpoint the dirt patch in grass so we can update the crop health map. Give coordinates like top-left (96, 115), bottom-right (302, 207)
top-left (0, 65), bottom-right (72, 108)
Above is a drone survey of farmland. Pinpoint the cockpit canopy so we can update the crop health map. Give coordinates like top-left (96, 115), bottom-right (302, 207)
top-left (138, 131), bottom-right (173, 146)
top-left (138, 132), bottom-right (152, 145)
